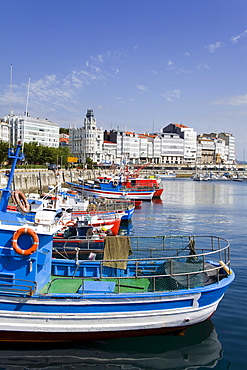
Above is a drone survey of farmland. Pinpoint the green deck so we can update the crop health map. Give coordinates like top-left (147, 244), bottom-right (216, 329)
top-left (40, 275), bottom-right (151, 294)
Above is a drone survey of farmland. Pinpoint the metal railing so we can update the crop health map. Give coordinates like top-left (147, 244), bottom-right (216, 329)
top-left (48, 235), bottom-right (232, 295)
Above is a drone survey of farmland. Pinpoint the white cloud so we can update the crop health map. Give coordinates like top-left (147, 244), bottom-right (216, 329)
top-left (184, 51), bottom-right (190, 57)
top-left (0, 49), bottom-right (127, 120)
top-left (198, 61), bottom-right (210, 70)
top-left (166, 60), bottom-right (174, 70)
top-left (137, 85), bottom-right (148, 92)
top-left (230, 30), bottom-right (247, 44)
top-left (204, 41), bottom-right (223, 53)
top-left (166, 60), bottom-right (189, 75)
top-left (214, 94), bottom-right (247, 106)
top-left (162, 89), bottom-right (181, 102)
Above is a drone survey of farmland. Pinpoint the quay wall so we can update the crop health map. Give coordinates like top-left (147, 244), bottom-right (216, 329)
top-left (0, 164), bottom-right (244, 192)
top-left (0, 169), bottom-right (102, 193)
top-left (0, 168), bottom-right (192, 192)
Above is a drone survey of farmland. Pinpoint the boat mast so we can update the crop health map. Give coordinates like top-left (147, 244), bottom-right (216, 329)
top-left (25, 76), bottom-right (31, 117)
top-left (9, 64), bottom-right (13, 116)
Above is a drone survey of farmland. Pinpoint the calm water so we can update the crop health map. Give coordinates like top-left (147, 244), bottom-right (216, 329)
top-left (0, 179), bottom-right (246, 369)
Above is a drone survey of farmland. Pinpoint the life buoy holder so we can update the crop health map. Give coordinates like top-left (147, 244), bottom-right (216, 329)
top-left (12, 191), bottom-right (30, 213)
top-left (12, 227), bottom-right (39, 256)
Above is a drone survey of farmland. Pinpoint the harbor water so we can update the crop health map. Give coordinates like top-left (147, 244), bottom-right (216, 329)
top-left (0, 178), bottom-right (246, 369)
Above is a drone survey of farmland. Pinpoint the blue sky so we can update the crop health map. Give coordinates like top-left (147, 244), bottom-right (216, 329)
top-left (0, 0), bottom-right (247, 159)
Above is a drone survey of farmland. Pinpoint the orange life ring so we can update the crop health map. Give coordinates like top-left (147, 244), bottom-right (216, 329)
top-left (12, 227), bottom-right (39, 256)
top-left (65, 220), bottom-right (77, 227)
top-left (12, 191), bottom-right (30, 213)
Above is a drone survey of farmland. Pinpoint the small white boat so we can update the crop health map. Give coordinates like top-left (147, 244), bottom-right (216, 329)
top-left (157, 171), bottom-right (176, 179)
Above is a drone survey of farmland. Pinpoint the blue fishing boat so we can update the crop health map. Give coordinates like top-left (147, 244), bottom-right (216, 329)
top-left (67, 177), bottom-right (155, 201)
top-left (0, 145), bottom-right (235, 341)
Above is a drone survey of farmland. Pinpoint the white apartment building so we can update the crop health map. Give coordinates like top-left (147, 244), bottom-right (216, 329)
top-left (152, 135), bottom-right (161, 164)
top-left (198, 132), bottom-right (236, 165)
top-left (102, 141), bottom-right (117, 165)
top-left (105, 130), bottom-right (140, 164)
top-left (218, 133), bottom-right (235, 164)
top-left (5, 115), bottom-right (59, 147)
top-left (0, 120), bottom-right (9, 142)
top-left (69, 109), bottom-right (104, 164)
top-left (162, 123), bottom-right (197, 164)
top-left (159, 132), bottom-right (184, 164)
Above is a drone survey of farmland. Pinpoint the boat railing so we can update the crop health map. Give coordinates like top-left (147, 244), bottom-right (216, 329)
top-left (0, 276), bottom-right (37, 296)
top-left (47, 235), bottom-right (232, 295)
top-left (90, 199), bottom-right (134, 212)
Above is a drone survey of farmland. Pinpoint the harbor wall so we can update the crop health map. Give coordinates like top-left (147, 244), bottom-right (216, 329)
top-left (0, 169), bottom-right (102, 193)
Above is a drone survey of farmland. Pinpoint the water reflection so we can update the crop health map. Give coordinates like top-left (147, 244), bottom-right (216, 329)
top-left (132, 179), bottom-right (247, 236)
top-left (162, 179), bottom-right (239, 205)
top-left (0, 320), bottom-right (221, 369)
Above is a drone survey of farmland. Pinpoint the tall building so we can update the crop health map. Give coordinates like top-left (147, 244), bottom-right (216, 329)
top-left (161, 123), bottom-right (197, 164)
top-left (69, 109), bottom-right (104, 164)
top-left (5, 115), bottom-right (59, 147)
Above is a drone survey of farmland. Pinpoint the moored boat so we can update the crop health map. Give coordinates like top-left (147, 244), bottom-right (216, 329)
top-left (0, 233), bottom-right (235, 341)
top-left (67, 178), bottom-right (155, 201)
top-left (0, 145), bottom-right (235, 342)
top-left (157, 171), bottom-right (176, 179)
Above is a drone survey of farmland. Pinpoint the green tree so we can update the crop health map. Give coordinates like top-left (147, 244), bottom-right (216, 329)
top-left (86, 157), bottom-right (94, 169)
top-left (0, 141), bottom-right (9, 167)
top-left (22, 142), bottom-right (71, 167)
top-left (23, 142), bottom-right (42, 164)
top-left (56, 146), bottom-right (70, 167)
top-left (59, 128), bottom-right (69, 135)
top-left (40, 146), bottom-right (57, 164)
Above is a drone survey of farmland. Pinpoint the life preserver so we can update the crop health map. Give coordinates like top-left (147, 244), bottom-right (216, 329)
top-left (68, 190), bottom-right (78, 195)
top-left (86, 227), bottom-right (93, 237)
top-left (112, 180), bottom-right (118, 187)
top-left (12, 191), bottom-right (30, 213)
top-left (65, 220), bottom-right (77, 227)
top-left (12, 227), bottom-right (39, 256)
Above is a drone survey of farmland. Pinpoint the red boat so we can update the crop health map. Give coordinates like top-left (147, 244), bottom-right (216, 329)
top-left (70, 210), bottom-right (124, 236)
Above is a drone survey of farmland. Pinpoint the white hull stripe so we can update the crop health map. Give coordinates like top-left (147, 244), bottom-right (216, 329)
top-left (0, 301), bottom-right (219, 333)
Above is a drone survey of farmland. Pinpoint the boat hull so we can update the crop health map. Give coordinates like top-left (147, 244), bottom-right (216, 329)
top-left (0, 275), bottom-right (233, 342)
top-left (72, 185), bottom-right (154, 200)
top-left (153, 189), bottom-right (163, 198)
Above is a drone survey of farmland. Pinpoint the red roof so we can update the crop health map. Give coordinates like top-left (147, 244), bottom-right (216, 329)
top-left (103, 140), bottom-right (116, 144)
top-left (59, 137), bottom-right (69, 143)
top-left (174, 123), bottom-right (188, 128)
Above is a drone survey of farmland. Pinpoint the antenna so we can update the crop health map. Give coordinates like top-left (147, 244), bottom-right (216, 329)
top-left (25, 76), bottom-right (31, 117)
top-left (9, 64), bottom-right (13, 116)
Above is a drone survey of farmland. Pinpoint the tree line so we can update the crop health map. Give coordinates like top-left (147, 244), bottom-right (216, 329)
top-left (0, 141), bottom-right (70, 168)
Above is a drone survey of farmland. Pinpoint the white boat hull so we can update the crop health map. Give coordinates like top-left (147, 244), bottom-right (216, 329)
top-left (0, 292), bottom-right (222, 340)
